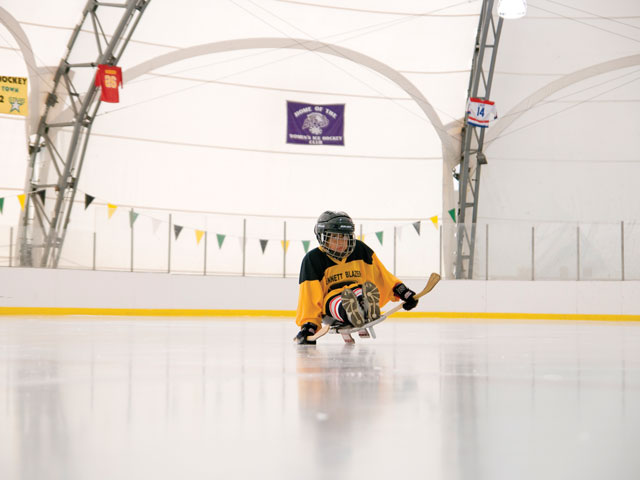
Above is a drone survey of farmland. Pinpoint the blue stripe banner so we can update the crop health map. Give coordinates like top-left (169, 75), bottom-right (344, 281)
top-left (286, 101), bottom-right (344, 146)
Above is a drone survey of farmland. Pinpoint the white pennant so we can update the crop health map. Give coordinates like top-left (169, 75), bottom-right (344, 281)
top-left (151, 217), bottom-right (162, 235)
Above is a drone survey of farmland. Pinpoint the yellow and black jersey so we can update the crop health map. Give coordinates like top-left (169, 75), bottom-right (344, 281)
top-left (295, 239), bottom-right (401, 328)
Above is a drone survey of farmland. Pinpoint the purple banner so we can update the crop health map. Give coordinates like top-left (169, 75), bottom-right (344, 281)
top-left (286, 101), bottom-right (344, 146)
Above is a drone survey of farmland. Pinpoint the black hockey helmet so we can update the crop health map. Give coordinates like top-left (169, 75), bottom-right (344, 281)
top-left (314, 211), bottom-right (356, 259)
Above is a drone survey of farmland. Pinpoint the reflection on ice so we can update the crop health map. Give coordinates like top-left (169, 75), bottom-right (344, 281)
top-left (1, 318), bottom-right (640, 480)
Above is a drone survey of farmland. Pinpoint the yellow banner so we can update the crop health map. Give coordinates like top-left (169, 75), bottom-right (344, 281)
top-left (0, 76), bottom-right (28, 116)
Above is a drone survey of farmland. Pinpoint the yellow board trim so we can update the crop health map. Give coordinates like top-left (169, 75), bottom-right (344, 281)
top-left (390, 311), bottom-right (640, 322)
top-left (0, 307), bottom-right (293, 317)
top-left (0, 307), bottom-right (638, 322)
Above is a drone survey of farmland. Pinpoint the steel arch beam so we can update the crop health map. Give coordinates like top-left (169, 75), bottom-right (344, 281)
top-left (0, 7), bottom-right (42, 139)
top-left (122, 38), bottom-right (456, 156)
top-left (36, 37), bottom-right (457, 268)
top-left (486, 53), bottom-right (640, 144)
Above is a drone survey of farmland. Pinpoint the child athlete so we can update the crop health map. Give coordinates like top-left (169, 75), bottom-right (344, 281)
top-left (294, 211), bottom-right (418, 344)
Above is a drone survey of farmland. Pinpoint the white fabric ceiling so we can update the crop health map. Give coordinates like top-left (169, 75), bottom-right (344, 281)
top-left (1, 0), bottom-right (639, 229)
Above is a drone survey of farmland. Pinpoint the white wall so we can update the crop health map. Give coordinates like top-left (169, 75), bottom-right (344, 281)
top-left (0, 267), bottom-right (638, 316)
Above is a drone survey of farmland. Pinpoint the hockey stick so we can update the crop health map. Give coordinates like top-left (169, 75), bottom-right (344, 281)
top-left (307, 272), bottom-right (441, 341)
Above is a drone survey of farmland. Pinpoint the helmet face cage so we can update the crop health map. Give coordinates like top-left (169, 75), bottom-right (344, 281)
top-left (319, 231), bottom-right (356, 260)
top-left (314, 211), bottom-right (356, 260)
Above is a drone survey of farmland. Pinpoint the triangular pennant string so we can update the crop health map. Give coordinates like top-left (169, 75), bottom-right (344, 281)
top-left (129, 210), bottom-right (139, 227)
top-left (195, 230), bottom-right (205, 245)
top-left (36, 189), bottom-right (46, 205)
top-left (174, 224), bottom-right (183, 240)
top-left (281, 240), bottom-right (290, 253)
top-left (107, 204), bottom-right (118, 219)
top-left (448, 208), bottom-right (456, 222)
top-left (216, 233), bottom-right (226, 249)
top-left (259, 239), bottom-right (268, 254)
top-left (430, 216), bottom-right (439, 230)
top-left (302, 240), bottom-right (310, 253)
top-left (375, 231), bottom-right (384, 246)
top-left (17, 194), bottom-right (26, 211)
top-left (413, 221), bottom-right (421, 235)
top-left (84, 194), bottom-right (95, 210)
top-left (0, 198), bottom-right (4, 214)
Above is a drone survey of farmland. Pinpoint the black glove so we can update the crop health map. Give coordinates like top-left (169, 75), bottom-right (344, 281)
top-left (393, 283), bottom-right (418, 311)
top-left (294, 322), bottom-right (318, 345)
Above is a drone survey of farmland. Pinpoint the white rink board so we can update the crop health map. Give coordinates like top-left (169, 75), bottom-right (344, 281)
top-left (0, 267), bottom-right (639, 315)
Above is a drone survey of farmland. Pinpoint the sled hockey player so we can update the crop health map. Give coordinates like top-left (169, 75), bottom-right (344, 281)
top-left (294, 211), bottom-right (419, 345)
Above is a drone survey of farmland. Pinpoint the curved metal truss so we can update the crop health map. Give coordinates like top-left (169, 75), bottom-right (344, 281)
top-left (455, 0), bottom-right (504, 279)
top-left (18, 0), bottom-right (150, 267)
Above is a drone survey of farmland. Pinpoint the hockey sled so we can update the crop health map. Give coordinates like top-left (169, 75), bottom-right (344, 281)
top-left (307, 272), bottom-right (441, 343)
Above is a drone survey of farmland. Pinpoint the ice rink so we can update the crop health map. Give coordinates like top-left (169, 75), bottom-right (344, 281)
top-left (1, 316), bottom-right (640, 480)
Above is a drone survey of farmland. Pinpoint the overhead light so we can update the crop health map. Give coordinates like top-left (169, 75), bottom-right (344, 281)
top-left (497, 0), bottom-right (527, 19)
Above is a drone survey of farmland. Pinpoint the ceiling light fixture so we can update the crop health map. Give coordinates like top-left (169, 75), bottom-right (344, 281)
top-left (497, 0), bottom-right (527, 19)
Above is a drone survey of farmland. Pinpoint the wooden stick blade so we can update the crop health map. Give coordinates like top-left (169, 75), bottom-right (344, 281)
top-left (416, 272), bottom-right (441, 299)
top-left (380, 272), bottom-right (441, 318)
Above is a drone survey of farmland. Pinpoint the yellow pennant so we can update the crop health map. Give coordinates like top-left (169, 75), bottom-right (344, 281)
top-left (17, 194), bottom-right (26, 211)
top-left (107, 203), bottom-right (118, 219)
top-left (195, 230), bottom-right (205, 245)
top-left (281, 240), bottom-right (290, 252)
top-left (358, 234), bottom-right (364, 241)
top-left (430, 215), bottom-right (439, 229)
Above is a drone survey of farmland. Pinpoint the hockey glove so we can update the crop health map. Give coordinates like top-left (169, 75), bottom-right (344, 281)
top-left (393, 283), bottom-right (418, 311)
top-left (294, 322), bottom-right (318, 345)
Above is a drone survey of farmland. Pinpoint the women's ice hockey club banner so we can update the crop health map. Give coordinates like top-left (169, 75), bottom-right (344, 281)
top-left (0, 76), bottom-right (28, 116)
top-left (287, 101), bottom-right (344, 145)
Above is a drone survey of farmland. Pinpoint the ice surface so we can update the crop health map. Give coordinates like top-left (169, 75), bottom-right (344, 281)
top-left (1, 317), bottom-right (639, 480)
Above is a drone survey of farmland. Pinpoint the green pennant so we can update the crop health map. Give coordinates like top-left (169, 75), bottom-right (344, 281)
top-left (216, 233), bottom-right (226, 249)
top-left (448, 208), bottom-right (456, 222)
top-left (0, 197), bottom-right (4, 214)
top-left (129, 210), bottom-right (139, 227)
top-left (376, 231), bottom-right (384, 245)
top-left (302, 240), bottom-right (310, 253)
top-left (259, 239), bottom-right (268, 253)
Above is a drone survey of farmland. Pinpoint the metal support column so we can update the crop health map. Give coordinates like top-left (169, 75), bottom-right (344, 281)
top-left (18, 0), bottom-right (151, 268)
top-left (454, 0), bottom-right (503, 279)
